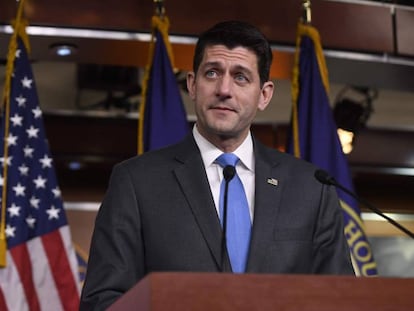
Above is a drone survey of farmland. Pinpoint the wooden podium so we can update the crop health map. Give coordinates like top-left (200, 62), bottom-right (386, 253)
top-left (107, 272), bottom-right (414, 310)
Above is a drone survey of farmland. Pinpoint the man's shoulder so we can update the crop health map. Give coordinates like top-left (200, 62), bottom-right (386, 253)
top-left (116, 135), bottom-right (198, 169)
top-left (254, 139), bottom-right (319, 174)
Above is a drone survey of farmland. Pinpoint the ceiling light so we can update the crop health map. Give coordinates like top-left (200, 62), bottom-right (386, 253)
top-left (49, 43), bottom-right (78, 57)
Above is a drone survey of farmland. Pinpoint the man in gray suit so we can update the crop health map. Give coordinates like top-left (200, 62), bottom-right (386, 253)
top-left (80, 20), bottom-right (354, 310)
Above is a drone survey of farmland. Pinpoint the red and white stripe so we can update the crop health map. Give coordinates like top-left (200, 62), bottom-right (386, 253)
top-left (0, 226), bottom-right (80, 311)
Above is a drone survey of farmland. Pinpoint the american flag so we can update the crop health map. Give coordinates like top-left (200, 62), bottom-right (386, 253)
top-left (0, 34), bottom-right (80, 310)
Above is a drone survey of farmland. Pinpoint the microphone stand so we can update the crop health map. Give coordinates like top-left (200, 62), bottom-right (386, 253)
top-left (315, 169), bottom-right (414, 239)
top-left (334, 181), bottom-right (414, 239)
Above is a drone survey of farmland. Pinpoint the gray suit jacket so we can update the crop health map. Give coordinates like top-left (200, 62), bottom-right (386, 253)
top-left (80, 135), bottom-right (354, 310)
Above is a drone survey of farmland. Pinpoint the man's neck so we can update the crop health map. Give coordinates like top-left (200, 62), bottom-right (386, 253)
top-left (196, 125), bottom-right (250, 153)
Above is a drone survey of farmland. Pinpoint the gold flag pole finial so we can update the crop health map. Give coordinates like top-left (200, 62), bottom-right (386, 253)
top-left (302, 0), bottom-right (312, 24)
top-left (154, 0), bottom-right (165, 19)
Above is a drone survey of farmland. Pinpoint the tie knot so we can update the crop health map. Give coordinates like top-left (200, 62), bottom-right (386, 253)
top-left (216, 153), bottom-right (239, 167)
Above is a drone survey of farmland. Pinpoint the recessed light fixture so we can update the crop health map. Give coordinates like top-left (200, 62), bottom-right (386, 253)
top-left (67, 161), bottom-right (83, 171)
top-left (49, 43), bottom-right (78, 57)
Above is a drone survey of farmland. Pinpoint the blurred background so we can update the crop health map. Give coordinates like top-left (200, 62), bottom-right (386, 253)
top-left (1, 0), bottom-right (414, 277)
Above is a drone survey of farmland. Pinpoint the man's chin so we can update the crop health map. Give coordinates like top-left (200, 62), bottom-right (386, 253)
top-left (211, 127), bottom-right (241, 140)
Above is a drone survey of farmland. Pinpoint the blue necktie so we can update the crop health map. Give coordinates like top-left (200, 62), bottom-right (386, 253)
top-left (216, 153), bottom-right (251, 273)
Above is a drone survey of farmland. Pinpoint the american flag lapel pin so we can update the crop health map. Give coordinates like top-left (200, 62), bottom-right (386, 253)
top-left (267, 178), bottom-right (278, 186)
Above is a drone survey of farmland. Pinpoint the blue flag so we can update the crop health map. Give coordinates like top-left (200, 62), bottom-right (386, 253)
top-left (0, 18), bottom-right (80, 309)
top-left (138, 16), bottom-right (189, 153)
top-left (286, 23), bottom-right (377, 276)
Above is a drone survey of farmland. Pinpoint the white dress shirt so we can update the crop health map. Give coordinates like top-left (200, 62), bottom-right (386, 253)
top-left (192, 125), bottom-right (255, 222)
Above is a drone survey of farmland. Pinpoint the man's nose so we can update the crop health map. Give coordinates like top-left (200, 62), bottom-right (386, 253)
top-left (216, 74), bottom-right (233, 98)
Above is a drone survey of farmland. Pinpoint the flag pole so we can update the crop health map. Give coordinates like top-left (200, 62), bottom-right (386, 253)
top-left (291, 1), bottom-right (313, 158)
top-left (0, 0), bottom-right (27, 268)
top-left (138, 0), bottom-right (176, 154)
top-left (292, 1), bottom-right (332, 159)
top-left (138, 1), bottom-right (164, 155)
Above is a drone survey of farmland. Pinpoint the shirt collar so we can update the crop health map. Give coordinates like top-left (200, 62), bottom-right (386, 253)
top-left (193, 125), bottom-right (254, 172)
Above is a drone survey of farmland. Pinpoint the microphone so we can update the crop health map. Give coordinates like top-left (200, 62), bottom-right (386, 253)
top-left (221, 165), bottom-right (235, 271)
top-left (315, 169), bottom-right (414, 239)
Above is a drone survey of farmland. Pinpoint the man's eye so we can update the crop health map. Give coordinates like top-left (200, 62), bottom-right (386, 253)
top-left (205, 70), bottom-right (217, 78)
top-left (235, 74), bottom-right (248, 82)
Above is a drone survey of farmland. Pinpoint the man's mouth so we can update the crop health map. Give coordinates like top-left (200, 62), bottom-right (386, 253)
top-left (211, 105), bottom-right (235, 112)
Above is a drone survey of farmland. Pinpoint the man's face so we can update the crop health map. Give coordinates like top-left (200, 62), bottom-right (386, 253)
top-left (187, 45), bottom-right (274, 147)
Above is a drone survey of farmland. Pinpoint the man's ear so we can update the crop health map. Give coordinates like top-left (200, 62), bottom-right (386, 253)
top-left (258, 80), bottom-right (274, 111)
top-left (186, 72), bottom-right (196, 101)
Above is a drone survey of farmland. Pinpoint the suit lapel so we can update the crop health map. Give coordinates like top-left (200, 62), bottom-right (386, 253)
top-left (173, 137), bottom-right (225, 271)
top-left (246, 141), bottom-right (283, 272)
top-left (171, 136), bottom-right (285, 272)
